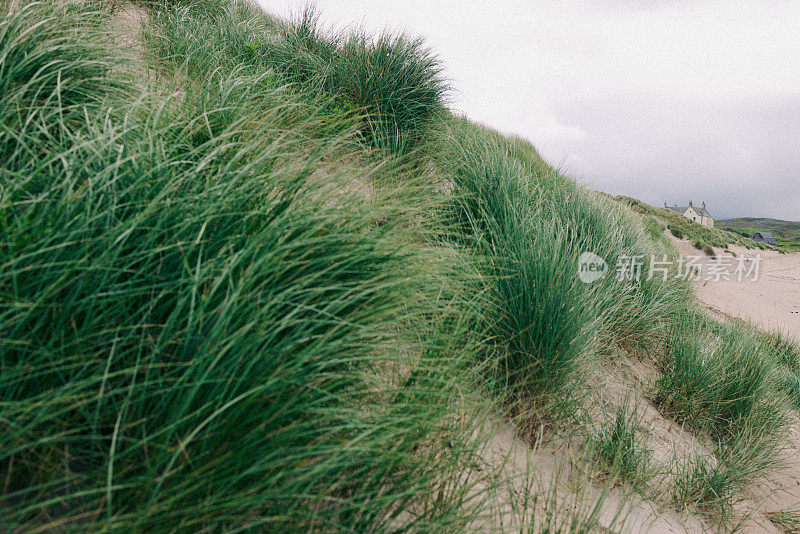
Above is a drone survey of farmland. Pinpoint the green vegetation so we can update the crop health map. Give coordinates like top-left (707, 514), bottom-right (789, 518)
top-left (149, 1), bottom-right (446, 155)
top-left (765, 510), bottom-right (800, 532)
top-left (761, 330), bottom-right (800, 409)
top-left (1, 3), bottom-right (486, 530)
top-left (718, 217), bottom-right (800, 252)
top-left (1, 0), bottom-right (797, 530)
top-left (588, 404), bottom-right (652, 488)
top-left (442, 119), bottom-right (689, 417)
top-left (657, 314), bottom-right (789, 440)
top-left (673, 454), bottom-right (736, 513)
top-left (445, 122), bottom-right (600, 414)
top-left (656, 313), bottom-right (793, 511)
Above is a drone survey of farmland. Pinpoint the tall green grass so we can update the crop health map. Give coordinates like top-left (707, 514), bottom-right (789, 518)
top-left (0, 1), bottom-right (125, 173)
top-left (3, 0), bottom-right (796, 529)
top-left (656, 312), bottom-right (792, 511)
top-left (588, 404), bottom-right (652, 488)
top-left (655, 314), bottom-right (789, 441)
top-left (442, 118), bottom-right (686, 417)
top-left (0, 3), bottom-right (491, 530)
top-left (147, 0), bottom-right (688, 426)
top-left (443, 120), bottom-right (598, 415)
top-left (761, 330), bottom-right (800, 409)
top-left (146, 1), bottom-right (447, 155)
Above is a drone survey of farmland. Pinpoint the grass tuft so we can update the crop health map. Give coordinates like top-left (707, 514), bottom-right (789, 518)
top-left (673, 454), bottom-right (735, 513)
top-left (657, 313), bottom-right (791, 512)
top-left (588, 404), bottom-right (652, 488)
top-left (444, 119), bottom-right (686, 419)
top-left (147, 1), bottom-right (448, 155)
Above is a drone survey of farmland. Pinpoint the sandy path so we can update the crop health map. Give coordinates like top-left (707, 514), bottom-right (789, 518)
top-left (668, 235), bottom-right (800, 341)
top-left (111, 2), bottom-right (148, 71)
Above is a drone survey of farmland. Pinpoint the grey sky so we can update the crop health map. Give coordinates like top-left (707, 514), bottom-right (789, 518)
top-left (258, 0), bottom-right (800, 220)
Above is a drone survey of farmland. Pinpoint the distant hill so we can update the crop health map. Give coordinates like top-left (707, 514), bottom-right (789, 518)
top-left (717, 218), bottom-right (800, 251)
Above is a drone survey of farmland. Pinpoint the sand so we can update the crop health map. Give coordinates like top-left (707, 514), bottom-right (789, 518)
top-left (668, 235), bottom-right (800, 342)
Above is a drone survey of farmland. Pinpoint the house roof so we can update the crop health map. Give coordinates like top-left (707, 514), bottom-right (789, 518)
top-left (666, 205), bottom-right (689, 214)
top-left (753, 232), bottom-right (776, 240)
top-left (665, 204), bottom-right (713, 218)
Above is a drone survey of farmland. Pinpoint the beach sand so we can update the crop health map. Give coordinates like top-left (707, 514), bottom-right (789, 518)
top-left (668, 235), bottom-right (800, 341)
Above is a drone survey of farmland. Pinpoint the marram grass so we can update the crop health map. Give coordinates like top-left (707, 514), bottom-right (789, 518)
top-left (0, 3), bottom-right (489, 531)
top-left (2, 0), bottom-right (798, 531)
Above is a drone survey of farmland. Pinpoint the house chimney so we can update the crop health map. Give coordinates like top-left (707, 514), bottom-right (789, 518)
top-left (664, 201), bottom-right (667, 208)
top-left (702, 201), bottom-right (706, 210)
top-left (689, 200), bottom-right (693, 207)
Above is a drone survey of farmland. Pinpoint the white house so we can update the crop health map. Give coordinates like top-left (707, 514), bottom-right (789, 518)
top-left (664, 201), bottom-right (714, 227)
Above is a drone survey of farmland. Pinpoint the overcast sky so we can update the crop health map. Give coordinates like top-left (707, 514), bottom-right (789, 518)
top-left (258, 0), bottom-right (800, 220)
